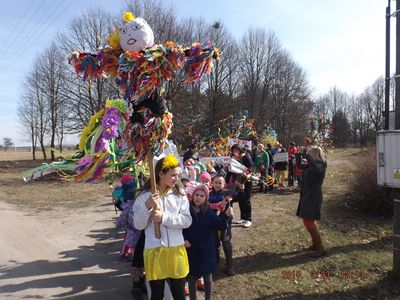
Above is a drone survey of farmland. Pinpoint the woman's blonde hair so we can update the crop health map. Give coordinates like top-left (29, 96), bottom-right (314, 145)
top-left (308, 146), bottom-right (326, 162)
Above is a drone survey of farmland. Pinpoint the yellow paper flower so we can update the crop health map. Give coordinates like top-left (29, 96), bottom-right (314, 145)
top-left (108, 29), bottom-right (120, 50)
top-left (123, 12), bottom-right (135, 23)
top-left (105, 98), bottom-right (127, 112)
top-left (162, 153), bottom-right (179, 170)
top-left (214, 47), bottom-right (221, 60)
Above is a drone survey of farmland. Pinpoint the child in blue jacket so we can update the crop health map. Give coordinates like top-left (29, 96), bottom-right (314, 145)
top-left (183, 184), bottom-right (231, 300)
top-left (208, 175), bottom-right (237, 275)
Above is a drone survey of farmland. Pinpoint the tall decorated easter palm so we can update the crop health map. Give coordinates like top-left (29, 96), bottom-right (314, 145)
top-left (69, 12), bottom-right (220, 238)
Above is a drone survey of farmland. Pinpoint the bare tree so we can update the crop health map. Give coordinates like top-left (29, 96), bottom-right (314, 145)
top-left (26, 67), bottom-right (49, 160)
top-left (314, 96), bottom-right (330, 118)
top-left (344, 77), bottom-right (385, 146)
top-left (332, 109), bottom-right (351, 146)
top-left (57, 8), bottom-right (118, 132)
top-left (169, 19), bottom-right (243, 144)
top-left (235, 28), bottom-right (312, 145)
top-left (363, 77), bottom-right (384, 132)
top-left (269, 49), bottom-right (312, 143)
top-left (33, 43), bottom-right (68, 161)
top-left (3, 137), bottom-right (13, 151)
top-left (349, 94), bottom-right (367, 145)
top-left (56, 103), bottom-right (68, 152)
top-left (318, 87), bottom-right (351, 145)
top-left (323, 86), bottom-right (348, 117)
top-left (17, 77), bottom-right (39, 159)
top-left (239, 28), bottom-right (268, 120)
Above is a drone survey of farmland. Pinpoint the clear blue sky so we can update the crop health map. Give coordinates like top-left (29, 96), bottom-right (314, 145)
top-left (0, 0), bottom-right (394, 146)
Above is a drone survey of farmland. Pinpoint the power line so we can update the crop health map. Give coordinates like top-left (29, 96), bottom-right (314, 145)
top-left (0, 0), bottom-right (46, 69)
top-left (1, 0), bottom-right (35, 52)
top-left (0, 0), bottom-right (74, 74)
top-left (0, 0), bottom-right (63, 72)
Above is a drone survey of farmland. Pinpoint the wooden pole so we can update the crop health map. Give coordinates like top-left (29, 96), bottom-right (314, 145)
top-left (148, 152), bottom-right (161, 239)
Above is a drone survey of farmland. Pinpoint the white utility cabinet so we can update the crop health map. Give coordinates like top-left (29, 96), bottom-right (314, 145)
top-left (377, 130), bottom-right (400, 188)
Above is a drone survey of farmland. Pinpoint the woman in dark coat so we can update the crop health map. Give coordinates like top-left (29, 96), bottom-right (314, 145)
top-left (296, 146), bottom-right (327, 258)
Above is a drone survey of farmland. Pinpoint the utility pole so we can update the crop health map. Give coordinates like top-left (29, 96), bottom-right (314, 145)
top-left (394, 0), bottom-right (400, 277)
top-left (385, 0), bottom-right (391, 130)
top-left (397, 0), bottom-right (400, 129)
top-left (379, 0), bottom-right (400, 278)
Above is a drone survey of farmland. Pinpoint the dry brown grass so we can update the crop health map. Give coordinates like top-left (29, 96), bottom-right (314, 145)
top-left (0, 151), bottom-right (48, 161)
top-left (0, 157), bottom-right (110, 211)
top-left (348, 148), bottom-right (392, 216)
top-left (0, 149), bottom-right (76, 161)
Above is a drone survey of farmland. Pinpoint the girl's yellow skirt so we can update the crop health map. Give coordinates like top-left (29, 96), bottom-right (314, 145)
top-left (144, 245), bottom-right (189, 281)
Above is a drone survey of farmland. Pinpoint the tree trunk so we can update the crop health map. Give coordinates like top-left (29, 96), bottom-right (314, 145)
top-left (51, 127), bottom-right (56, 161)
top-left (40, 141), bottom-right (47, 161)
top-left (31, 127), bottom-right (36, 160)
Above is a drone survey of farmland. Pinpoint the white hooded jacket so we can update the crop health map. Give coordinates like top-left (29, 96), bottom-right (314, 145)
top-left (132, 189), bottom-right (192, 249)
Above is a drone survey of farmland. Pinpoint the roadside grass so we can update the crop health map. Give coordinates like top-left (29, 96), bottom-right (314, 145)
top-left (0, 159), bottom-right (110, 211)
top-left (211, 193), bottom-right (396, 299)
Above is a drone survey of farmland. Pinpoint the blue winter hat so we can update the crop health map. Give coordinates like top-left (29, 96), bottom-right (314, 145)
top-left (122, 180), bottom-right (136, 201)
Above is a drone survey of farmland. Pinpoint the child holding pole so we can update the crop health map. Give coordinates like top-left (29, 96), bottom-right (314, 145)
top-left (133, 154), bottom-right (192, 300)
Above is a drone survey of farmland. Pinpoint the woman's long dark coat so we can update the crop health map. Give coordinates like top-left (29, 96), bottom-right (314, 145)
top-left (296, 154), bottom-right (327, 220)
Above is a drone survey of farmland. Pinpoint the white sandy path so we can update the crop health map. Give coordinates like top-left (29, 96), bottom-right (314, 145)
top-left (0, 198), bottom-right (134, 299)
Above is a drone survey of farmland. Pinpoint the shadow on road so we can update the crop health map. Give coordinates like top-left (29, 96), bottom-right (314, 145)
top-left (0, 226), bottom-right (134, 299)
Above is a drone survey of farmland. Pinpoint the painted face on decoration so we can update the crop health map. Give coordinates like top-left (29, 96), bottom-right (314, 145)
top-left (119, 17), bottom-right (154, 52)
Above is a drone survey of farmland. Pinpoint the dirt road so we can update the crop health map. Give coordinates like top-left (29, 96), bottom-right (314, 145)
top-left (0, 197), bottom-right (133, 299)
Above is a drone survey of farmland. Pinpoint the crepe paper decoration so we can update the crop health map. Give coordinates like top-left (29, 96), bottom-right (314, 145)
top-left (64, 11), bottom-right (219, 223)
top-left (183, 43), bottom-right (220, 83)
top-left (21, 161), bottom-right (78, 182)
top-left (69, 41), bottom-right (219, 101)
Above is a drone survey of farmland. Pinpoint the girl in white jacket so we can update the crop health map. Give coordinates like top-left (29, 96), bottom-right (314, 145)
top-left (133, 154), bottom-right (192, 300)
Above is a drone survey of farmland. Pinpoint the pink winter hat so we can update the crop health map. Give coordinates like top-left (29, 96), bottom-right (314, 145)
top-left (192, 184), bottom-right (210, 200)
top-left (199, 172), bottom-right (211, 183)
top-left (185, 180), bottom-right (200, 202)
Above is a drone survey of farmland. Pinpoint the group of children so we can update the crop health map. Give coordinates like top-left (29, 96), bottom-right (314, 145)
top-left (114, 153), bottom-right (247, 300)
top-left (112, 139), bottom-right (320, 299)
top-left (254, 142), bottom-right (307, 191)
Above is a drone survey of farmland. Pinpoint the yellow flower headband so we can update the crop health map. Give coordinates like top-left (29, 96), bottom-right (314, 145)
top-left (161, 154), bottom-right (180, 170)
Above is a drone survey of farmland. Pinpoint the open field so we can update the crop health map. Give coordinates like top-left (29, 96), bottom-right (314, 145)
top-left (0, 148), bottom-right (399, 299)
top-left (0, 150), bottom-right (49, 161)
top-left (0, 149), bottom-right (76, 162)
